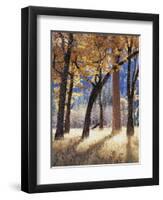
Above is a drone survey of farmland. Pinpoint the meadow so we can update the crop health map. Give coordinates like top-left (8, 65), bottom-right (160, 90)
top-left (52, 127), bottom-right (139, 166)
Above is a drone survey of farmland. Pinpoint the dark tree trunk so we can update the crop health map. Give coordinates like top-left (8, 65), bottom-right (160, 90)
top-left (82, 88), bottom-right (97, 139)
top-left (126, 47), bottom-right (139, 136)
top-left (127, 66), bottom-right (139, 136)
top-left (55, 33), bottom-right (73, 139)
top-left (127, 97), bottom-right (134, 136)
top-left (112, 70), bottom-right (121, 135)
top-left (99, 91), bottom-right (104, 129)
top-left (64, 74), bottom-right (74, 133)
top-left (127, 47), bottom-right (132, 104)
top-left (82, 74), bottom-right (110, 139)
top-left (126, 46), bottom-right (134, 136)
top-left (82, 83), bottom-right (104, 139)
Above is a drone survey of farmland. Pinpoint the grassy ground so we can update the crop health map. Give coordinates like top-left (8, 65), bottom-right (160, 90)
top-left (51, 127), bottom-right (139, 167)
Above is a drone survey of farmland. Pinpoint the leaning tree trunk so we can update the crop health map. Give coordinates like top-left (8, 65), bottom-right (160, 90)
top-left (99, 91), bottom-right (104, 129)
top-left (64, 74), bottom-right (74, 133)
top-left (82, 75), bottom-right (110, 139)
top-left (82, 90), bottom-right (96, 139)
top-left (82, 86), bottom-right (101, 139)
top-left (112, 70), bottom-right (121, 135)
top-left (55, 33), bottom-right (73, 139)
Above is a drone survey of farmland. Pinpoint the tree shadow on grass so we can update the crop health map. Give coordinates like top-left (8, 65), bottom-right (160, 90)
top-left (53, 132), bottom-right (114, 166)
top-left (52, 131), bottom-right (138, 166)
top-left (75, 134), bottom-right (113, 165)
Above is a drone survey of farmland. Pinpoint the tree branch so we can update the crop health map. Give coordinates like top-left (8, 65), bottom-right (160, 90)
top-left (133, 68), bottom-right (139, 87)
top-left (118, 50), bottom-right (139, 66)
top-left (131, 68), bottom-right (139, 97)
top-left (73, 60), bottom-right (96, 87)
top-left (54, 67), bottom-right (73, 77)
top-left (54, 68), bottom-right (63, 75)
top-left (101, 50), bottom-right (139, 87)
top-left (132, 55), bottom-right (138, 84)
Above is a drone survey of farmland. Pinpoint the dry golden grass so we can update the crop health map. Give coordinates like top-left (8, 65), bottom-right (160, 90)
top-left (52, 127), bottom-right (139, 166)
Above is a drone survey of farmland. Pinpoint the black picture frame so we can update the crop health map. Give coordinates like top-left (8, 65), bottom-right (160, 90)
top-left (21, 6), bottom-right (159, 193)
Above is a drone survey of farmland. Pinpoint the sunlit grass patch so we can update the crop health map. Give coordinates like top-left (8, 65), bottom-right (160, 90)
top-left (52, 127), bottom-right (139, 166)
top-left (76, 128), bottom-right (111, 153)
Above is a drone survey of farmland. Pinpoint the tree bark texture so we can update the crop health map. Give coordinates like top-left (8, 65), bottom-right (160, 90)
top-left (55, 33), bottom-right (73, 139)
top-left (64, 74), bottom-right (74, 133)
top-left (112, 70), bottom-right (121, 134)
top-left (126, 48), bottom-right (139, 136)
top-left (82, 85), bottom-right (101, 138)
top-left (99, 91), bottom-right (104, 129)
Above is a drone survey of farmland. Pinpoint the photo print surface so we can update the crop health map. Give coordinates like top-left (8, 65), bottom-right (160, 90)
top-left (51, 31), bottom-right (139, 167)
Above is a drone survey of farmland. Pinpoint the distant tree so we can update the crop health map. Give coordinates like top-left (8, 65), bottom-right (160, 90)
top-left (120, 97), bottom-right (128, 126)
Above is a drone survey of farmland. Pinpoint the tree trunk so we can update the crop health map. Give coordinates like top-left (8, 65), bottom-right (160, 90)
top-left (112, 70), bottom-right (121, 135)
top-left (127, 54), bottom-right (139, 136)
top-left (127, 97), bottom-right (134, 136)
top-left (64, 74), bottom-right (74, 133)
top-left (82, 86), bottom-right (100, 139)
top-left (126, 46), bottom-right (134, 136)
top-left (55, 33), bottom-right (73, 139)
top-left (82, 75), bottom-right (109, 139)
top-left (99, 91), bottom-right (104, 129)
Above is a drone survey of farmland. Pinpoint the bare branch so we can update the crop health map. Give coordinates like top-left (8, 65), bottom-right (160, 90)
top-left (132, 55), bottom-right (138, 84)
top-left (54, 67), bottom-right (73, 77)
top-left (93, 47), bottom-right (108, 64)
top-left (132, 67), bottom-right (139, 95)
top-left (54, 68), bottom-right (63, 75)
top-left (118, 50), bottom-right (139, 66)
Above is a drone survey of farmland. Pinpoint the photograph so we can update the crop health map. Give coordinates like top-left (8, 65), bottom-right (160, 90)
top-left (51, 31), bottom-right (139, 167)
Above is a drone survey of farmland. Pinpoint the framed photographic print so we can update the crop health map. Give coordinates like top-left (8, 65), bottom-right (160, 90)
top-left (21, 6), bottom-right (159, 193)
